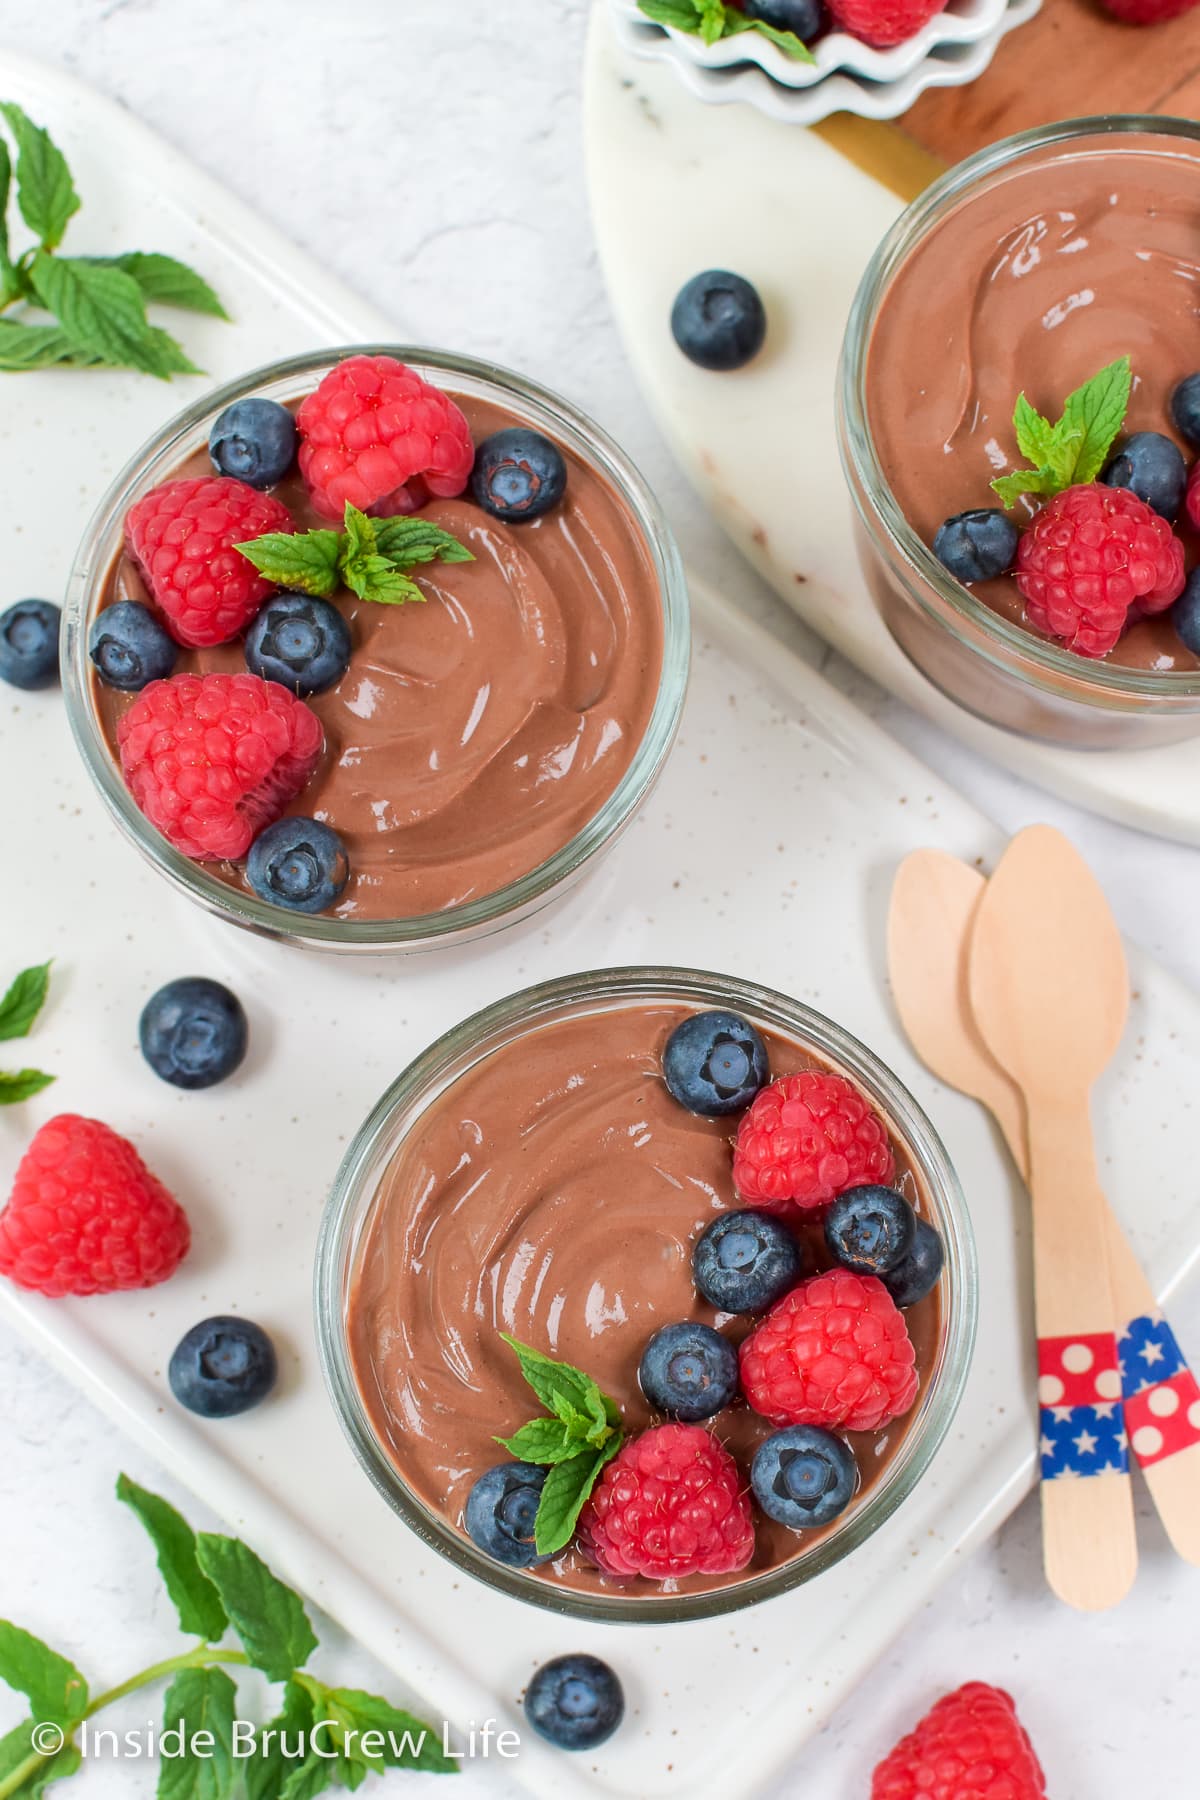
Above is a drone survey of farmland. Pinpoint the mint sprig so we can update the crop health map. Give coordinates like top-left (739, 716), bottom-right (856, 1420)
top-left (0, 102), bottom-right (227, 378)
top-left (0, 1476), bottom-right (456, 1800)
top-left (497, 1334), bottom-right (625, 1557)
top-left (238, 503), bottom-right (474, 606)
top-left (0, 962), bottom-right (52, 1105)
top-left (991, 356), bottom-right (1132, 509)
top-left (637, 0), bottom-right (817, 62)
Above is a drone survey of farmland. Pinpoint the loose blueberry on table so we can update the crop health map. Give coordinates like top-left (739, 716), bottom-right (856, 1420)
top-left (671, 270), bottom-right (767, 372)
top-left (168, 1315), bottom-right (277, 1418)
top-left (524, 1654), bottom-right (624, 1752)
top-left (0, 598), bottom-right (61, 690)
top-left (139, 976), bottom-right (248, 1089)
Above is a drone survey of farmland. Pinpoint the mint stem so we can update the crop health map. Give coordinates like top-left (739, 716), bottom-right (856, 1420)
top-left (0, 1644), bottom-right (250, 1800)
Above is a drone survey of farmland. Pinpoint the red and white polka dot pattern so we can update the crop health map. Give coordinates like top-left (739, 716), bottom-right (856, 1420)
top-left (1036, 1332), bottom-right (1123, 1409)
top-left (1124, 1371), bottom-right (1200, 1467)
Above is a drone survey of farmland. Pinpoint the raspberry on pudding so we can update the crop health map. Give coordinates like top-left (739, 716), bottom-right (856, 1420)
top-left (325, 976), bottom-right (971, 1611)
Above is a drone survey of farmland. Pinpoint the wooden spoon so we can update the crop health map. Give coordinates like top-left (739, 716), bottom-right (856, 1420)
top-left (968, 825), bottom-right (1138, 1610)
top-left (889, 849), bottom-right (1200, 1567)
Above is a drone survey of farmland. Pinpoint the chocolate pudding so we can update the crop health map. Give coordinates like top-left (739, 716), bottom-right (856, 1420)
top-left (867, 129), bottom-right (1200, 674)
top-left (345, 1002), bottom-right (943, 1599)
top-left (89, 394), bottom-right (664, 920)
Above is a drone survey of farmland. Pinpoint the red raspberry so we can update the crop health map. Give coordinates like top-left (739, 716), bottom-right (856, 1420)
top-left (1015, 482), bottom-right (1185, 658)
top-left (1098, 0), bottom-right (1197, 21)
top-left (872, 1682), bottom-right (1048, 1800)
top-left (733, 1071), bottom-right (895, 1215)
top-left (0, 1115), bottom-right (190, 1298)
top-left (126, 477), bottom-right (294, 649)
top-left (1187, 459), bottom-right (1200, 533)
top-left (118, 672), bottom-right (323, 862)
top-left (580, 1424), bottom-right (755, 1581)
top-left (739, 1269), bottom-right (918, 1432)
top-left (296, 355), bottom-right (475, 523)
top-left (826, 0), bottom-right (944, 45)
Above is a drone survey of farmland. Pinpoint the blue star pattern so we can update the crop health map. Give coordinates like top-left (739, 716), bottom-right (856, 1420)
top-left (1040, 1402), bottom-right (1129, 1480)
top-left (1119, 1314), bottom-right (1187, 1398)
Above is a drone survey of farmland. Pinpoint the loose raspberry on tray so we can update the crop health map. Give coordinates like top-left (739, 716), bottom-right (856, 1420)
top-left (733, 1071), bottom-right (895, 1214)
top-left (296, 354), bottom-right (475, 522)
top-left (739, 1268), bottom-right (919, 1433)
top-left (117, 671), bottom-right (323, 863)
top-left (1015, 482), bottom-right (1186, 658)
top-left (580, 1423), bottom-right (755, 1581)
top-left (125, 476), bottom-right (295, 648)
top-left (871, 1681), bottom-right (1048, 1800)
top-left (0, 1115), bottom-right (190, 1298)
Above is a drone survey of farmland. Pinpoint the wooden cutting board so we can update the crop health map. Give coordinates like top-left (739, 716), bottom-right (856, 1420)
top-left (901, 0), bottom-right (1200, 164)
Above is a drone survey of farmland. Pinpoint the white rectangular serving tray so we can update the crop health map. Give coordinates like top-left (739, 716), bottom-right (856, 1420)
top-left (2, 51), bottom-right (1199, 1800)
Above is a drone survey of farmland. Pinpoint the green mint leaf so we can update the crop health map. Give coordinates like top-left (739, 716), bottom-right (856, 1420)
top-left (293, 1675), bottom-right (457, 1777)
top-left (499, 1334), bottom-right (599, 1424)
top-left (340, 504), bottom-right (377, 562)
top-left (98, 253), bottom-right (228, 320)
top-left (990, 466), bottom-right (1063, 509)
top-left (371, 517), bottom-right (474, 569)
top-left (157, 1667), bottom-right (236, 1800)
top-left (496, 1416), bottom-right (582, 1464)
top-left (116, 1475), bottom-right (227, 1643)
top-left (0, 963), bottom-right (51, 1041)
top-left (194, 1535), bottom-right (317, 1684)
top-left (0, 1070), bottom-right (55, 1105)
top-left (1060, 354), bottom-right (1133, 485)
top-left (697, 0), bottom-right (727, 43)
top-left (636, 0), bottom-right (706, 29)
top-left (26, 252), bottom-right (164, 379)
top-left (236, 529), bottom-right (341, 598)
top-left (0, 104), bottom-right (80, 251)
top-left (0, 1623), bottom-right (87, 1726)
top-left (0, 321), bottom-right (93, 372)
top-left (246, 1680), bottom-right (314, 1800)
top-left (0, 137), bottom-right (14, 303)
top-left (738, 15), bottom-right (817, 58)
top-left (279, 1762), bottom-right (334, 1800)
top-left (340, 554), bottom-right (424, 606)
top-left (1011, 392), bottom-right (1057, 468)
top-left (139, 325), bottom-right (202, 380)
top-left (533, 1437), bottom-right (623, 1558)
top-left (0, 1719), bottom-right (80, 1795)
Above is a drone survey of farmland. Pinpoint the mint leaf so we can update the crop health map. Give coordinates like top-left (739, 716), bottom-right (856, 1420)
top-left (340, 554), bottom-right (423, 606)
top-left (194, 1535), bottom-right (316, 1684)
top-left (0, 104), bottom-right (79, 251)
top-left (0, 137), bottom-right (15, 303)
top-left (1011, 392), bottom-right (1057, 468)
top-left (697, 0), bottom-right (727, 42)
top-left (637, 0), bottom-right (705, 26)
top-left (0, 963), bottom-right (50, 1041)
top-left (26, 252), bottom-right (162, 378)
top-left (294, 1675), bottom-right (456, 1778)
top-left (280, 1763), bottom-right (333, 1800)
top-left (497, 1417), bottom-right (583, 1464)
top-left (1060, 355), bottom-right (1133, 484)
top-left (0, 321), bottom-right (93, 372)
top-left (0, 1070), bottom-right (54, 1105)
top-left (236, 527), bottom-right (341, 598)
top-left (500, 1334), bottom-right (598, 1423)
top-left (533, 1438), bottom-right (623, 1557)
top-left (157, 1667), bottom-right (236, 1800)
top-left (0, 1719), bottom-right (80, 1795)
top-left (99, 253), bottom-right (228, 320)
top-left (340, 504), bottom-right (376, 563)
top-left (0, 1623), bottom-right (87, 1726)
top-left (371, 517), bottom-right (474, 568)
top-left (744, 18), bottom-right (816, 57)
top-left (246, 1680), bottom-right (314, 1800)
top-left (116, 1475), bottom-right (227, 1643)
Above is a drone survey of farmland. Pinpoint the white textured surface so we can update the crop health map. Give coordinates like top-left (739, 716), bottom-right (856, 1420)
top-left (0, 4), bottom-right (1195, 1797)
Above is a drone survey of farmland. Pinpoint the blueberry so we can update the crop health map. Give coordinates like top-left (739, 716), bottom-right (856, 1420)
top-left (1102, 432), bottom-right (1187, 521)
top-left (671, 270), bottom-right (767, 372)
top-left (824, 1185), bottom-right (915, 1278)
top-left (693, 1209), bottom-right (801, 1314)
top-left (639, 1321), bottom-right (738, 1422)
top-left (1172, 567), bottom-right (1200, 656)
top-left (88, 600), bottom-right (178, 691)
top-left (663, 1009), bottom-right (769, 1117)
top-left (464, 1462), bottom-right (550, 1567)
top-left (1170, 373), bottom-right (1200, 450)
top-left (169, 1316), bottom-right (277, 1418)
top-left (0, 599), bottom-right (60, 690)
top-left (742, 0), bottom-right (822, 36)
top-left (246, 818), bottom-right (349, 914)
top-left (139, 976), bottom-right (248, 1090)
top-left (209, 397), bottom-right (298, 489)
top-left (883, 1214), bottom-right (945, 1307)
top-left (932, 510), bottom-right (1019, 584)
top-left (525, 1655), bottom-right (624, 1752)
top-left (470, 428), bottom-right (567, 523)
top-left (751, 1426), bottom-right (857, 1530)
top-left (245, 594), bottom-right (351, 697)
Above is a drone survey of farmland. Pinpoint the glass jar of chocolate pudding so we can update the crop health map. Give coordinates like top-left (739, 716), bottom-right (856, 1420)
top-left (838, 117), bottom-right (1200, 750)
top-left (315, 967), bottom-right (977, 1622)
top-left (62, 348), bottom-right (688, 951)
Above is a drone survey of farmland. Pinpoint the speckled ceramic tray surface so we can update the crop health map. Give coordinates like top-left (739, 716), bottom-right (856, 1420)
top-left (3, 50), bottom-right (1200, 1800)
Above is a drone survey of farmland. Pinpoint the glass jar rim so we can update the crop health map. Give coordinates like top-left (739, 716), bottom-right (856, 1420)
top-left (62, 345), bottom-right (690, 950)
top-left (839, 114), bottom-right (1200, 702)
top-left (313, 964), bottom-right (979, 1623)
